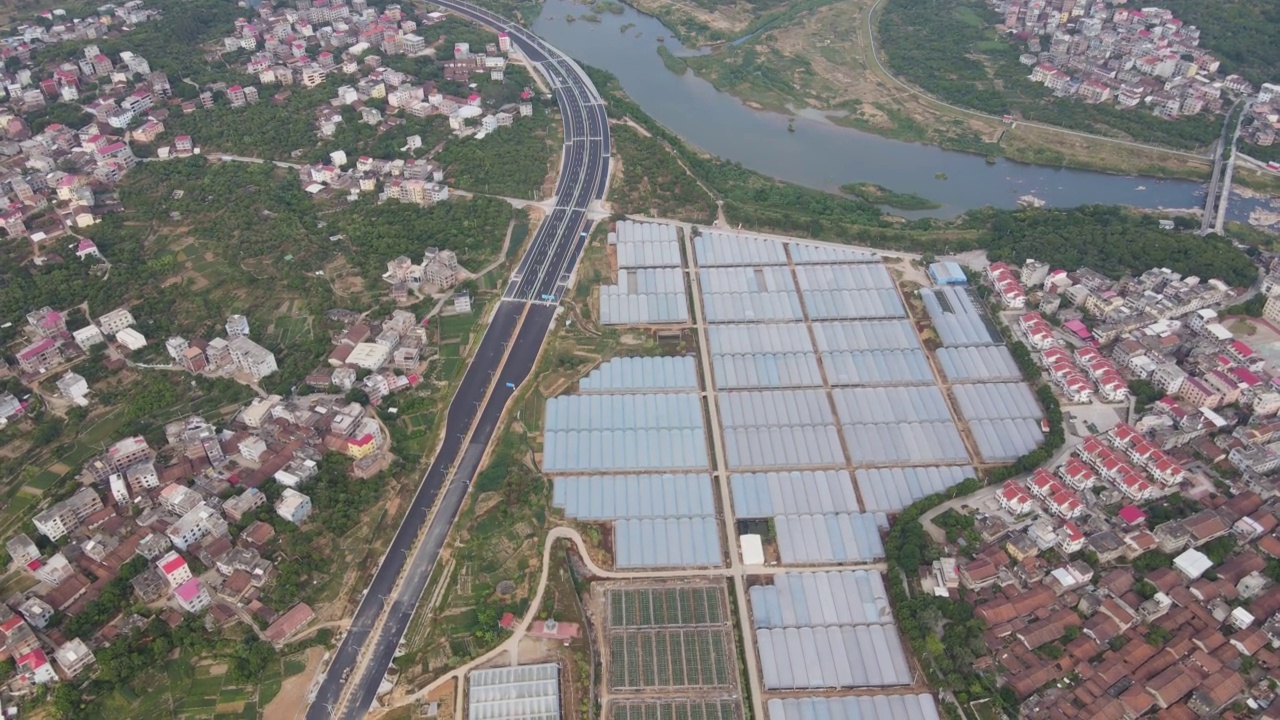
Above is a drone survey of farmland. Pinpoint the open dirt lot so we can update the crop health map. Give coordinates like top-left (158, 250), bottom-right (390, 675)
top-left (624, 0), bottom-right (762, 41)
top-left (264, 646), bottom-right (326, 720)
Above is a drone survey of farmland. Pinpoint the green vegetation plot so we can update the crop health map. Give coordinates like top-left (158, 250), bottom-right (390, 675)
top-left (656, 45), bottom-right (687, 74)
top-left (840, 182), bottom-right (941, 210)
top-left (1155, 0), bottom-right (1280, 88)
top-left (162, 87), bottom-right (333, 162)
top-left (436, 108), bottom-right (556, 199)
top-left (327, 194), bottom-right (515, 278)
top-left (610, 124), bottom-right (717, 223)
top-left (877, 0), bottom-right (1222, 150)
top-left (35, 0), bottom-right (243, 85)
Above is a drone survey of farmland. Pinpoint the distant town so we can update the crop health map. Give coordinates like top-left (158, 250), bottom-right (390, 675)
top-left (991, 0), bottom-right (1279, 151)
top-left (0, 0), bottom-right (541, 247)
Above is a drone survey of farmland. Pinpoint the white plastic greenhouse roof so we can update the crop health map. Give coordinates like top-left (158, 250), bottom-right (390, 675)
top-left (468, 664), bottom-right (561, 720)
top-left (821, 350), bottom-right (934, 386)
top-left (600, 289), bottom-right (689, 325)
top-left (842, 422), bottom-right (969, 465)
top-left (553, 474), bottom-right (715, 519)
top-left (694, 232), bottom-right (788, 266)
top-left (774, 513), bottom-right (885, 564)
top-left (936, 345), bottom-right (1022, 383)
top-left (543, 429), bottom-right (710, 473)
top-left (788, 244), bottom-right (881, 264)
top-left (702, 291), bottom-right (805, 323)
top-left (855, 466), bottom-right (975, 513)
top-left (615, 517), bottom-right (722, 568)
top-left (578, 356), bottom-right (699, 393)
top-left (811, 321), bottom-right (922, 351)
top-left (969, 418), bottom-right (1044, 463)
top-left (700, 266), bottom-right (798, 294)
top-left (731, 471), bottom-right (859, 518)
top-left (600, 267), bottom-right (689, 325)
top-left (707, 323), bottom-right (814, 354)
top-left (611, 220), bottom-right (682, 268)
top-left (720, 389), bottom-right (833, 427)
top-left (724, 426), bottom-right (846, 469)
top-left (953, 382), bottom-right (1044, 421)
top-left (750, 571), bottom-right (890, 628)
top-left (713, 352), bottom-right (824, 389)
top-left (751, 569), bottom-right (912, 689)
top-left (794, 264), bottom-right (895, 291)
top-left (756, 625), bottom-right (912, 689)
top-left (546, 393), bottom-right (704, 432)
top-left (832, 386), bottom-right (953, 424)
top-left (803, 289), bottom-right (906, 320)
top-left (766, 695), bottom-right (941, 720)
top-left (920, 287), bottom-right (998, 346)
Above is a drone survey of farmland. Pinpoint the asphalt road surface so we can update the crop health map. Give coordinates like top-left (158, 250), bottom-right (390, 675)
top-left (304, 5), bottom-right (609, 717)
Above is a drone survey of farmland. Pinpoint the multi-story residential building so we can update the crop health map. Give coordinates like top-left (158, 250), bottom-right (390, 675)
top-left (32, 488), bottom-right (103, 540)
top-left (53, 638), bottom-right (96, 677)
top-left (5, 533), bottom-right (38, 566)
top-left (56, 371), bottom-right (89, 405)
top-left (124, 461), bottom-right (159, 493)
top-left (223, 488), bottom-right (266, 523)
top-left (18, 649), bottom-right (56, 684)
top-left (228, 336), bottom-right (277, 380)
top-left (175, 578), bottom-right (212, 613)
top-left (158, 483), bottom-right (203, 516)
top-left (422, 247), bottom-right (459, 288)
top-left (108, 435), bottom-right (154, 472)
top-left (97, 307), bottom-right (135, 335)
top-left (1265, 294), bottom-right (1280, 325)
top-left (276, 488), bottom-right (312, 525)
top-left (26, 307), bottom-right (67, 339)
top-left (205, 337), bottom-right (231, 367)
top-left (72, 324), bottom-right (104, 351)
top-left (157, 550), bottom-right (192, 587)
top-left (226, 314), bottom-right (250, 338)
top-left (16, 338), bottom-right (62, 373)
top-left (167, 502), bottom-right (226, 551)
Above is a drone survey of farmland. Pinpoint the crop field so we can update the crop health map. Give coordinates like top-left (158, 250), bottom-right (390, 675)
top-left (608, 586), bottom-right (724, 628)
top-left (603, 584), bottom-right (736, 693)
top-left (608, 629), bottom-right (732, 690)
top-left (610, 699), bottom-right (741, 720)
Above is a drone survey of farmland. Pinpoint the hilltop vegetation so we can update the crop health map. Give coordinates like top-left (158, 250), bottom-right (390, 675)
top-left (1155, 0), bottom-right (1280, 88)
top-left (877, 0), bottom-right (1222, 150)
top-left (970, 205), bottom-right (1257, 287)
top-left (609, 124), bottom-right (718, 223)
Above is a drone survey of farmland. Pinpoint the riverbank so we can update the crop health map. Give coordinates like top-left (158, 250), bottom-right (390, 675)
top-left (673, 0), bottom-right (1222, 182)
top-left (531, 0), bottom-right (1274, 218)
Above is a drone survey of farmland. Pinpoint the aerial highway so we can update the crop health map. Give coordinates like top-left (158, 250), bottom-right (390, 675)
top-left (304, 5), bottom-right (609, 717)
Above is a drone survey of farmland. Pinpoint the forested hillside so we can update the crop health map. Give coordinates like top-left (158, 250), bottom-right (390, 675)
top-left (877, 0), bottom-right (1222, 150)
top-left (972, 205), bottom-right (1257, 287)
top-left (1157, 0), bottom-right (1280, 88)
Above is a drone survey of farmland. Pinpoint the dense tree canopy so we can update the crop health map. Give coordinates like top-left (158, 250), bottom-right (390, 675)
top-left (973, 205), bottom-right (1257, 287)
top-left (1155, 0), bottom-right (1280, 88)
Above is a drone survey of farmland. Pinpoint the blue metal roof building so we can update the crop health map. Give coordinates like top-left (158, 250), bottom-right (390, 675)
top-left (927, 261), bottom-right (967, 286)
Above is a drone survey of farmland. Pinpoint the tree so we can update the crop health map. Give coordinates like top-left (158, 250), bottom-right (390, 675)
top-left (52, 684), bottom-right (81, 719)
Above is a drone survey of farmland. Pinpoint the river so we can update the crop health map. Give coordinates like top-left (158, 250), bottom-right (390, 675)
top-left (530, 0), bottom-right (1263, 220)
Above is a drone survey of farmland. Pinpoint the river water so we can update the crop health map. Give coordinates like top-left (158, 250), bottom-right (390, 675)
top-left (530, 0), bottom-right (1262, 220)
